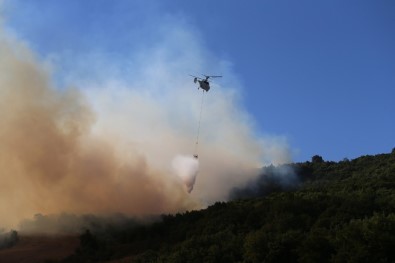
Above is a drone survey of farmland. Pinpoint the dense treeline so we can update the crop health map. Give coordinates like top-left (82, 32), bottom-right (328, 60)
top-left (0, 230), bottom-right (19, 250)
top-left (64, 150), bottom-right (395, 262)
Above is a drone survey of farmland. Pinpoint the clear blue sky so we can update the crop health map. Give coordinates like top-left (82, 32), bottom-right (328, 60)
top-left (3, 0), bottom-right (395, 162)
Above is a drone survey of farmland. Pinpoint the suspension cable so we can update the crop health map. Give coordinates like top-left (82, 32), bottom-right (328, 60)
top-left (194, 90), bottom-right (205, 156)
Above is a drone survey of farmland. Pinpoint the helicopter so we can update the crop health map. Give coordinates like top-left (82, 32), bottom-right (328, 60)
top-left (190, 75), bottom-right (222, 92)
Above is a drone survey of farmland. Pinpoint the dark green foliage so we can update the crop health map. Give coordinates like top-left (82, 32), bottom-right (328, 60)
top-left (231, 164), bottom-right (299, 199)
top-left (64, 151), bottom-right (395, 262)
top-left (312, 155), bottom-right (324, 163)
top-left (63, 229), bottom-right (113, 262)
top-left (332, 213), bottom-right (395, 263)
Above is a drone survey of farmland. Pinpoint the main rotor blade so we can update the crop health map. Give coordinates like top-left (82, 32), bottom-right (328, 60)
top-left (189, 74), bottom-right (203, 80)
top-left (202, 74), bottom-right (222, 78)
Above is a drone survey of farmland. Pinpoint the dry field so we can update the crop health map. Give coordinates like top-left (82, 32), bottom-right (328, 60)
top-left (0, 234), bottom-right (79, 263)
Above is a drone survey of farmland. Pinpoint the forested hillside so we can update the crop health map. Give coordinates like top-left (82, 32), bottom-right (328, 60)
top-left (64, 150), bottom-right (395, 262)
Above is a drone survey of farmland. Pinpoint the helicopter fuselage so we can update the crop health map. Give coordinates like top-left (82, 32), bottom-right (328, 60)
top-left (198, 80), bottom-right (210, 92)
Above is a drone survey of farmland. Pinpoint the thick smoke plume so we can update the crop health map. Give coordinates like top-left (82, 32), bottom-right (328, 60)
top-left (0, 33), bottom-right (197, 229)
top-left (0, 20), bottom-right (291, 231)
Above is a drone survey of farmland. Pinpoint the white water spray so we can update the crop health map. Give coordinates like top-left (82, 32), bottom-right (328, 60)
top-left (172, 155), bottom-right (199, 193)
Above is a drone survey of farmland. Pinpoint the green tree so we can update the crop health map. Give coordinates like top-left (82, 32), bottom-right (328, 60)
top-left (311, 155), bottom-right (324, 163)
